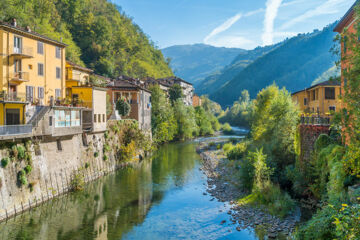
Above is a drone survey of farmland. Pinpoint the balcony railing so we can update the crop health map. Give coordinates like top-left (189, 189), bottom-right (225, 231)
top-left (9, 45), bottom-right (34, 58)
top-left (9, 71), bottom-right (30, 83)
top-left (0, 91), bottom-right (26, 102)
top-left (0, 124), bottom-right (32, 136)
top-left (300, 116), bottom-right (331, 126)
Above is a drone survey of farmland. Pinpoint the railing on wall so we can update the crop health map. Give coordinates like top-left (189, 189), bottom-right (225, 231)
top-left (0, 124), bottom-right (32, 136)
top-left (0, 91), bottom-right (27, 102)
top-left (300, 116), bottom-right (331, 126)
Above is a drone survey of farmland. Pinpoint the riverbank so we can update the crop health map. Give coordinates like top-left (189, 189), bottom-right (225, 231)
top-left (197, 140), bottom-right (300, 239)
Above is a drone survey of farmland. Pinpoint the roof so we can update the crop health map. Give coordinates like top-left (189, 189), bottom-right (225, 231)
top-left (71, 85), bottom-right (108, 91)
top-left (0, 21), bottom-right (67, 47)
top-left (66, 61), bottom-right (93, 73)
top-left (157, 76), bottom-right (193, 86)
top-left (291, 80), bottom-right (341, 95)
top-left (334, 0), bottom-right (359, 33)
top-left (107, 80), bottom-right (151, 93)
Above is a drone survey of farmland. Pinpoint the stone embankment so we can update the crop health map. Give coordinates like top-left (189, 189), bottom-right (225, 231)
top-left (197, 141), bottom-right (299, 239)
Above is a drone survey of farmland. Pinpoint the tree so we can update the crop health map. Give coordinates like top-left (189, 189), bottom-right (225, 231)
top-left (169, 84), bottom-right (183, 103)
top-left (116, 98), bottom-right (131, 117)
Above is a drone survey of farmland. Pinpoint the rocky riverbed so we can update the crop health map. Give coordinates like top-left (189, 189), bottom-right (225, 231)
top-left (197, 141), bottom-right (300, 239)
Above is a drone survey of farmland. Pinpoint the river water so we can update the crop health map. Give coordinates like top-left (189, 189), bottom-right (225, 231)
top-left (0, 138), bottom-right (268, 240)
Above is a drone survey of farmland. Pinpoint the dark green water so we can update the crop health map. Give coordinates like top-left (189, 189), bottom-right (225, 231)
top-left (0, 141), bottom-right (262, 240)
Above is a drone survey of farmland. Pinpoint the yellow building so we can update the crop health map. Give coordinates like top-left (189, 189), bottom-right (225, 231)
top-left (0, 20), bottom-right (66, 127)
top-left (292, 80), bottom-right (341, 116)
top-left (65, 62), bottom-right (107, 133)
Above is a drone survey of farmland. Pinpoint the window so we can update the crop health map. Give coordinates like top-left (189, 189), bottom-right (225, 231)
top-left (14, 59), bottom-right (22, 73)
top-left (98, 114), bottom-right (101, 123)
top-left (94, 114), bottom-right (97, 123)
top-left (55, 89), bottom-right (61, 99)
top-left (55, 47), bottom-right (61, 59)
top-left (103, 114), bottom-right (105, 122)
top-left (329, 106), bottom-right (336, 112)
top-left (57, 139), bottom-right (62, 151)
top-left (6, 109), bottom-right (20, 125)
top-left (38, 63), bottom-right (44, 76)
top-left (26, 86), bottom-right (34, 102)
top-left (325, 87), bottom-right (336, 100)
top-left (56, 67), bottom-right (61, 79)
top-left (37, 41), bottom-right (44, 54)
top-left (49, 116), bottom-right (53, 126)
top-left (38, 87), bottom-right (44, 99)
top-left (14, 36), bottom-right (22, 53)
top-left (304, 98), bottom-right (308, 106)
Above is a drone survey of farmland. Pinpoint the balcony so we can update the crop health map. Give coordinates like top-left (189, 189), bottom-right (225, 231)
top-left (9, 46), bottom-right (34, 58)
top-left (0, 124), bottom-right (32, 136)
top-left (9, 71), bottom-right (30, 84)
top-left (300, 116), bottom-right (331, 126)
top-left (0, 91), bottom-right (26, 103)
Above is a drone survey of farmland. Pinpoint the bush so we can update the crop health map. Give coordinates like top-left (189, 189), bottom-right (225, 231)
top-left (222, 123), bottom-right (233, 135)
top-left (94, 152), bottom-right (99, 158)
top-left (116, 98), bottom-right (131, 117)
top-left (11, 145), bottom-right (18, 159)
top-left (1, 158), bottom-right (9, 168)
top-left (70, 173), bottom-right (84, 191)
top-left (119, 141), bottom-right (136, 162)
top-left (17, 145), bottom-right (26, 160)
top-left (18, 170), bottom-right (28, 186)
top-left (103, 155), bottom-right (108, 161)
top-left (333, 203), bottom-right (360, 239)
top-left (104, 131), bottom-right (109, 139)
top-left (24, 165), bottom-right (32, 174)
top-left (227, 142), bottom-right (248, 160)
top-left (85, 162), bottom-right (90, 169)
top-left (29, 183), bottom-right (34, 192)
top-left (222, 142), bottom-right (234, 154)
top-left (103, 144), bottom-right (111, 153)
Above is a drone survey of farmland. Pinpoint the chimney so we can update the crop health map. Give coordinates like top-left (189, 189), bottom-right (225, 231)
top-left (11, 18), bottom-right (17, 27)
top-left (25, 26), bottom-right (31, 32)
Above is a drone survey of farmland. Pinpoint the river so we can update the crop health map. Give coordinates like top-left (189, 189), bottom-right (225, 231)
top-left (0, 137), bottom-right (270, 240)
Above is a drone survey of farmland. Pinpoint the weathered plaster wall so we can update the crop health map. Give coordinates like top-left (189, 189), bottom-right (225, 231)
top-left (299, 125), bottom-right (330, 163)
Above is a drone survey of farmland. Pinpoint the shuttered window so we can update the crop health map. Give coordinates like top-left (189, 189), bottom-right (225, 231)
top-left (26, 86), bottom-right (34, 102)
top-left (37, 41), bottom-right (44, 54)
top-left (55, 89), bottom-right (61, 99)
top-left (38, 63), bottom-right (44, 76)
top-left (38, 87), bottom-right (44, 99)
top-left (56, 67), bottom-right (61, 79)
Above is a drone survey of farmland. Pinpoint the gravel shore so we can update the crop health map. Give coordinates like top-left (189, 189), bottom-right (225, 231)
top-left (197, 141), bottom-right (300, 239)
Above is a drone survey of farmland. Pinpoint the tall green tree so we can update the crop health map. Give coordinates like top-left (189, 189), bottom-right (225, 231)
top-left (169, 84), bottom-right (183, 103)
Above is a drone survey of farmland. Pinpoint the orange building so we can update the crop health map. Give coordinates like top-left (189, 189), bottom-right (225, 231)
top-left (334, 0), bottom-right (359, 96)
top-left (193, 94), bottom-right (202, 107)
top-left (292, 80), bottom-right (341, 116)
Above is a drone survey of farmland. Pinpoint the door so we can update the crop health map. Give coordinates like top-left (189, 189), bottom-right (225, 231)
top-left (10, 85), bottom-right (17, 100)
top-left (6, 109), bottom-right (20, 125)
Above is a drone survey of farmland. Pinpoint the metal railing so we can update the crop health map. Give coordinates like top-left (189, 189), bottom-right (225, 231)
top-left (9, 45), bottom-right (34, 57)
top-left (300, 116), bottom-right (331, 126)
top-left (0, 91), bottom-right (26, 102)
top-left (9, 71), bottom-right (30, 82)
top-left (0, 124), bottom-right (32, 136)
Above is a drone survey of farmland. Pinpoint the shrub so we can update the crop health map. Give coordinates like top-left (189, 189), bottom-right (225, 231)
top-left (208, 142), bottom-right (216, 147)
top-left (104, 131), bottom-right (109, 139)
top-left (1, 157), bottom-right (9, 168)
top-left (222, 123), bottom-right (233, 135)
top-left (119, 141), bottom-right (136, 162)
top-left (17, 145), bottom-right (26, 160)
top-left (222, 142), bottom-right (234, 154)
top-left (70, 173), bottom-right (85, 191)
top-left (103, 144), bottom-right (111, 153)
top-left (24, 165), bottom-right (32, 174)
top-left (227, 142), bottom-right (248, 160)
top-left (11, 145), bottom-right (18, 159)
top-left (18, 170), bottom-right (28, 186)
top-left (333, 203), bottom-right (360, 239)
top-left (94, 152), bottom-right (99, 158)
top-left (116, 98), bottom-right (131, 117)
top-left (103, 155), bottom-right (108, 161)
top-left (85, 162), bottom-right (90, 169)
top-left (29, 183), bottom-right (34, 192)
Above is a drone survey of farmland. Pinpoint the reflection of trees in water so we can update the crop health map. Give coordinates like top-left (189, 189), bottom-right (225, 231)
top-left (0, 142), bottom-right (199, 240)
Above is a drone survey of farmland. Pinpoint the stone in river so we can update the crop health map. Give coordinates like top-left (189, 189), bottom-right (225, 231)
top-left (220, 220), bottom-right (226, 225)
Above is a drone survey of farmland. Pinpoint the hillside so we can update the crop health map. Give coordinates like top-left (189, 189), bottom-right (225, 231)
top-left (0, 0), bottom-right (173, 79)
top-left (210, 23), bottom-right (338, 107)
top-left (162, 44), bottom-right (244, 85)
top-left (196, 44), bottom-right (280, 95)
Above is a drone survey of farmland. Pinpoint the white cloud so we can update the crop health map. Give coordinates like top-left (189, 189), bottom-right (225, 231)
top-left (280, 0), bottom-right (350, 30)
top-left (262, 0), bottom-right (284, 46)
top-left (206, 35), bottom-right (256, 49)
top-left (204, 13), bottom-right (243, 43)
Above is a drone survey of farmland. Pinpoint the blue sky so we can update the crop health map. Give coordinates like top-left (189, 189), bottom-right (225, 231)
top-left (113, 0), bottom-right (355, 50)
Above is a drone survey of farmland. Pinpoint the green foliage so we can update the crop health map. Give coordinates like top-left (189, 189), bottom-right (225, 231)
top-left (173, 100), bottom-right (199, 140)
top-left (333, 203), bottom-right (360, 239)
top-left (116, 98), bottom-right (131, 117)
top-left (85, 162), bottom-right (90, 169)
top-left (222, 123), bottom-right (233, 135)
top-left (17, 145), bottom-right (26, 160)
top-left (169, 84), bottom-right (184, 103)
top-left (94, 152), bottom-right (99, 158)
top-left (70, 172), bottom-right (85, 192)
top-left (103, 144), bottom-right (111, 153)
top-left (222, 142), bottom-right (234, 155)
top-left (195, 106), bottom-right (214, 136)
top-left (24, 165), bottom-right (32, 174)
top-left (17, 170), bottom-right (28, 186)
top-left (1, 157), bottom-right (9, 168)
top-left (200, 96), bottom-right (222, 116)
top-left (119, 141), bottom-right (136, 162)
top-left (29, 182), bottom-right (34, 192)
top-left (103, 155), bottom-right (108, 161)
top-left (227, 142), bottom-right (248, 160)
top-left (104, 131), bottom-right (109, 140)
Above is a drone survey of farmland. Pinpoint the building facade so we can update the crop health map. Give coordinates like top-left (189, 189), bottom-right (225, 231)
top-left (107, 80), bottom-right (151, 131)
top-left (193, 94), bottom-right (202, 107)
top-left (292, 80), bottom-right (341, 115)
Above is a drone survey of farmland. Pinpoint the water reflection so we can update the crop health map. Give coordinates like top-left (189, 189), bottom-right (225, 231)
top-left (0, 141), bottom-right (260, 240)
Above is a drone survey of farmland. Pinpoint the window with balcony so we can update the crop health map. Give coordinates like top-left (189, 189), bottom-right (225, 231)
top-left (38, 63), bottom-right (44, 76)
top-left (14, 36), bottom-right (22, 54)
top-left (325, 87), bottom-right (336, 100)
top-left (37, 41), bottom-right (44, 55)
top-left (56, 67), bottom-right (61, 79)
top-left (14, 59), bottom-right (22, 73)
top-left (56, 47), bottom-right (61, 59)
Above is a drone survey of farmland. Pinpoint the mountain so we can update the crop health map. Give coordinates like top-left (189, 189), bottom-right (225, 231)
top-left (196, 44), bottom-right (281, 96)
top-left (0, 0), bottom-right (173, 79)
top-left (209, 23), bottom-right (338, 107)
top-left (312, 65), bottom-right (340, 86)
top-left (162, 44), bottom-right (244, 85)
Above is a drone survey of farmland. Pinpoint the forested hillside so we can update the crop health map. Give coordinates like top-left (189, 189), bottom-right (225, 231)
top-left (196, 44), bottom-right (280, 95)
top-left (162, 44), bottom-right (244, 85)
top-left (210, 23), bottom-right (338, 107)
top-left (0, 0), bottom-right (173, 79)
